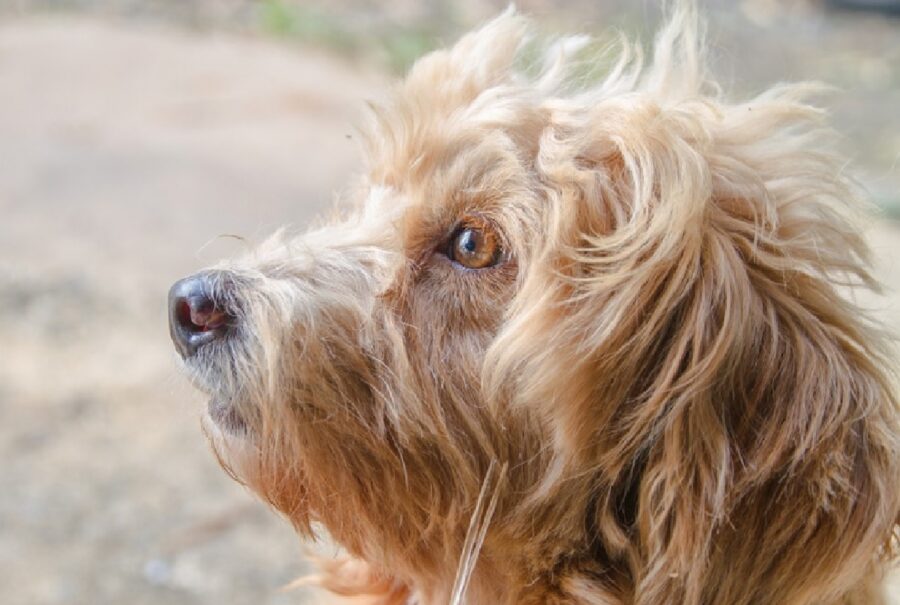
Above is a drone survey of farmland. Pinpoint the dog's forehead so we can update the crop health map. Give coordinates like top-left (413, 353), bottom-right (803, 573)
top-left (362, 83), bottom-right (542, 191)
top-left (361, 14), bottom-right (547, 191)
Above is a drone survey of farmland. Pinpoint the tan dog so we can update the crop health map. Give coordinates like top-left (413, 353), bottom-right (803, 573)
top-left (168, 5), bottom-right (899, 604)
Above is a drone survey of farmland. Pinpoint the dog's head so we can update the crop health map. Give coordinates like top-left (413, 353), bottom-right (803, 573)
top-left (169, 7), bottom-right (899, 604)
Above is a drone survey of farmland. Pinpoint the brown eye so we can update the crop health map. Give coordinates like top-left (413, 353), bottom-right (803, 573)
top-left (448, 220), bottom-right (502, 269)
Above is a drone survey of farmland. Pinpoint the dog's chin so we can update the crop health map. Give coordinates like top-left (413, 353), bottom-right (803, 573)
top-left (200, 399), bottom-right (257, 478)
top-left (178, 355), bottom-right (251, 437)
top-left (201, 404), bottom-right (258, 482)
top-left (207, 398), bottom-right (249, 436)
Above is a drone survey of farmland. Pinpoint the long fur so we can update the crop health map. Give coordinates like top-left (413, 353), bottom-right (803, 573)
top-left (177, 3), bottom-right (900, 604)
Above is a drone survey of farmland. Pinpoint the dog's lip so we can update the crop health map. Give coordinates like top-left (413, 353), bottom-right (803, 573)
top-left (207, 398), bottom-right (248, 435)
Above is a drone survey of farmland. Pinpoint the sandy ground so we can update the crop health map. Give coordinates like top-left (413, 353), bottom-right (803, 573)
top-left (0, 12), bottom-right (898, 605)
top-left (0, 18), bottom-right (379, 605)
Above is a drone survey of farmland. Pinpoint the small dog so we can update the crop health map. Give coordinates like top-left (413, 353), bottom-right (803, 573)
top-left (168, 5), bottom-right (899, 604)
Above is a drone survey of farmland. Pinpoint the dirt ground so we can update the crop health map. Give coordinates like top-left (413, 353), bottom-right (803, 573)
top-left (0, 6), bottom-right (898, 605)
top-left (0, 18), bottom-right (377, 605)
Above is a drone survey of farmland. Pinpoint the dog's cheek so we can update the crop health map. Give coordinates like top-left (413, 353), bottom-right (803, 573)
top-left (412, 258), bottom-right (518, 332)
top-left (372, 264), bottom-right (506, 420)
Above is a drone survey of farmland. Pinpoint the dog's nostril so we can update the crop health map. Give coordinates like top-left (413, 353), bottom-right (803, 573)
top-left (168, 274), bottom-right (232, 358)
top-left (175, 299), bottom-right (195, 331)
top-left (177, 296), bottom-right (227, 333)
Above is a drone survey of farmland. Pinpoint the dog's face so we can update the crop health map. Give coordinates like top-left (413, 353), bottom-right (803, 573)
top-left (169, 10), bottom-right (898, 604)
top-left (170, 18), bottom-right (551, 570)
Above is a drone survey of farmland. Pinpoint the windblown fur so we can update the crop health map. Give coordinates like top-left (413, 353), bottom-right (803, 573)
top-left (178, 4), bottom-right (900, 604)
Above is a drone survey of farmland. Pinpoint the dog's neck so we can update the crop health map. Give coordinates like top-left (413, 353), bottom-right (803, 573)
top-left (311, 542), bottom-right (627, 605)
top-left (309, 472), bottom-right (629, 604)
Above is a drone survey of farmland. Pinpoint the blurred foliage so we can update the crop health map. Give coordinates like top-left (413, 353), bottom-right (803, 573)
top-left (257, 0), bottom-right (441, 73)
top-left (380, 28), bottom-right (436, 74)
top-left (880, 198), bottom-right (900, 220)
top-left (259, 2), bottom-right (356, 52)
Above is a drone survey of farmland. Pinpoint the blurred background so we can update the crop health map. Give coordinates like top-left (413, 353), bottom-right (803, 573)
top-left (0, 1), bottom-right (897, 604)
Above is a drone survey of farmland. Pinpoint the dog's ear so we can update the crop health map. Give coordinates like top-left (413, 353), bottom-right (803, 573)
top-left (486, 10), bottom-right (898, 604)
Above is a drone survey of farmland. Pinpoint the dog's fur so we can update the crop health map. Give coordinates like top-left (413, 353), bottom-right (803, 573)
top-left (177, 5), bottom-right (900, 604)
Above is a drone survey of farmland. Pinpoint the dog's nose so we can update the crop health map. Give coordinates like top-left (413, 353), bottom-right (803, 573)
top-left (168, 273), bottom-right (231, 358)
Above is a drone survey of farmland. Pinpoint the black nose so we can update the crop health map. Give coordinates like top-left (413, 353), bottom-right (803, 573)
top-left (168, 273), bottom-right (231, 358)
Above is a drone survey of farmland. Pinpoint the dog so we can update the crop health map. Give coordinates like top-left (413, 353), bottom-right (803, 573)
top-left (168, 4), bottom-right (899, 604)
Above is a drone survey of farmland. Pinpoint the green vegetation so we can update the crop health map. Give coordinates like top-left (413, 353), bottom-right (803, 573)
top-left (257, 0), bottom-right (443, 73)
top-left (879, 197), bottom-right (900, 221)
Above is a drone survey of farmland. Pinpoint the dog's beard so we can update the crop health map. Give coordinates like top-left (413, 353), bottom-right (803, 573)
top-left (180, 336), bottom-right (257, 438)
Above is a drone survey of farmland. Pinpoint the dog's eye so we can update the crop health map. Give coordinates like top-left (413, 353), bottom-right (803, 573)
top-left (447, 219), bottom-right (502, 269)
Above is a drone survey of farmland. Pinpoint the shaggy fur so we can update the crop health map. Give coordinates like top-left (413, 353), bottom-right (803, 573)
top-left (174, 4), bottom-right (900, 604)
